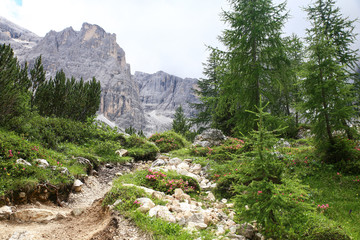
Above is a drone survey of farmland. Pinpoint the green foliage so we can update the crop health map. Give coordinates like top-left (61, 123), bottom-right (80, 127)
top-left (34, 70), bottom-right (101, 122)
top-left (301, 0), bottom-right (358, 158)
top-left (0, 44), bottom-right (30, 125)
top-left (233, 102), bottom-right (314, 238)
top-left (0, 129), bottom-right (77, 196)
top-left (125, 135), bottom-right (159, 161)
top-left (148, 131), bottom-right (189, 153)
top-left (172, 105), bottom-right (191, 134)
top-left (30, 55), bottom-right (46, 111)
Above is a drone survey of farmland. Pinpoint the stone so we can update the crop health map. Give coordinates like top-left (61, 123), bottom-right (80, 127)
top-left (8, 231), bottom-right (35, 240)
top-left (193, 129), bottom-right (227, 147)
top-left (0, 205), bottom-right (12, 220)
top-left (177, 162), bottom-right (190, 170)
top-left (254, 232), bottom-right (265, 240)
top-left (187, 213), bottom-right (205, 225)
top-left (151, 191), bottom-right (165, 200)
top-left (190, 164), bottom-right (202, 174)
top-left (187, 221), bottom-right (207, 230)
top-left (205, 192), bottom-right (216, 202)
top-left (168, 157), bottom-right (182, 165)
top-left (216, 224), bottom-right (226, 236)
top-left (226, 234), bottom-right (246, 240)
top-left (115, 149), bottom-right (128, 157)
top-left (14, 209), bottom-right (59, 223)
top-left (221, 198), bottom-right (228, 204)
top-left (60, 167), bottom-right (70, 175)
top-left (236, 223), bottom-right (255, 239)
top-left (151, 159), bottom-right (167, 167)
top-left (19, 192), bottom-right (26, 198)
top-left (16, 158), bottom-right (31, 166)
top-left (34, 159), bottom-right (49, 168)
top-left (75, 157), bottom-right (93, 168)
top-left (149, 205), bottom-right (176, 223)
top-left (71, 208), bottom-right (85, 216)
top-left (136, 198), bottom-right (155, 213)
top-left (73, 179), bottom-right (83, 192)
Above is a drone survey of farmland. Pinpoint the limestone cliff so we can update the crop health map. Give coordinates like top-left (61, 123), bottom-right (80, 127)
top-left (19, 22), bottom-right (146, 130)
top-left (135, 71), bottom-right (199, 133)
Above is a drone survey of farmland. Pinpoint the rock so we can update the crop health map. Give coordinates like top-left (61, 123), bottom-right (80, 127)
top-left (60, 167), bottom-right (70, 175)
top-left (115, 172), bottom-right (123, 176)
top-left (149, 205), bottom-right (176, 223)
top-left (190, 164), bottom-right (202, 174)
top-left (226, 233), bottom-right (246, 240)
top-left (193, 129), bottom-right (227, 147)
top-left (115, 149), bottom-right (128, 157)
top-left (8, 231), bottom-right (35, 240)
top-left (187, 221), bottom-right (207, 230)
top-left (75, 157), bottom-right (93, 168)
top-left (187, 213), bottom-right (205, 225)
top-left (168, 157), bottom-right (182, 165)
top-left (236, 223), bottom-right (255, 239)
top-left (16, 158), bottom-right (32, 166)
top-left (151, 191), bottom-right (165, 200)
top-left (151, 159), bottom-right (167, 167)
top-left (205, 192), bottom-right (216, 202)
top-left (14, 209), bottom-right (59, 223)
top-left (0, 205), bottom-right (12, 220)
top-left (73, 179), bottom-right (83, 192)
top-left (19, 192), bottom-right (26, 198)
top-left (216, 224), bottom-right (226, 235)
top-left (136, 198), bottom-right (155, 213)
top-left (71, 208), bottom-right (85, 216)
top-left (221, 198), bottom-right (228, 204)
top-left (254, 232), bottom-right (265, 240)
top-left (34, 159), bottom-right (49, 168)
top-left (177, 162), bottom-right (190, 170)
top-left (174, 188), bottom-right (190, 201)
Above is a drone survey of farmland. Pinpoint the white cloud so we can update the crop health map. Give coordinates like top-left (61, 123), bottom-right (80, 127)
top-left (0, 0), bottom-right (359, 78)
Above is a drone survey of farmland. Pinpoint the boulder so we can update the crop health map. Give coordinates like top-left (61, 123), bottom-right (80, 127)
top-left (149, 205), bottom-right (176, 223)
top-left (8, 231), bottom-right (35, 240)
top-left (75, 157), bottom-right (92, 168)
top-left (13, 209), bottom-right (59, 223)
top-left (115, 149), bottom-right (128, 157)
top-left (177, 162), bottom-right (190, 170)
top-left (193, 129), bottom-right (227, 147)
top-left (205, 192), bottom-right (216, 202)
top-left (136, 198), bottom-right (155, 213)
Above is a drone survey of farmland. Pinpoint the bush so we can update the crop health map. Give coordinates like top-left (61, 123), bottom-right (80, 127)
top-left (318, 136), bottom-right (360, 174)
top-left (148, 131), bottom-right (189, 153)
top-left (125, 135), bottom-right (159, 161)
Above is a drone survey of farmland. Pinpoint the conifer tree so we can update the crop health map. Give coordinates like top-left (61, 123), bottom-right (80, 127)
top-left (172, 105), bottom-right (190, 134)
top-left (214, 0), bottom-right (289, 135)
top-left (30, 55), bottom-right (46, 111)
top-left (0, 44), bottom-right (29, 123)
top-left (301, 0), bottom-right (358, 153)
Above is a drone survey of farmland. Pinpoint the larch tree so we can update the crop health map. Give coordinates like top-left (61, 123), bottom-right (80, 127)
top-left (215, 0), bottom-right (289, 135)
top-left (301, 0), bottom-right (358, 154)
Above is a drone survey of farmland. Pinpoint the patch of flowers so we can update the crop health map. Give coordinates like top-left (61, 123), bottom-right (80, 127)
top-left (143, 169), bottom-right (199, 195)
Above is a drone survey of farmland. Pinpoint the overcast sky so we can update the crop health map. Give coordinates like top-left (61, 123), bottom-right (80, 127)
top-left (0, 0), bottom-right (359, 79)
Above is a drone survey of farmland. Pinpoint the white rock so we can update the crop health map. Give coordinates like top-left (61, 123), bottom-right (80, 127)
top-left (152, 191), bottom-right (165, 200)
top-left (16, 158), bottom-right (31, 166)
top-left (216, 224), bottom-right (226, 235)
top-left (9, 231), bottom-right (34, 240)
top-left (190, 164), bottom-right (202, 174)
top-left (115, 149), bottom-right (128, 157)
top-left (14, 209), bottom-right (59, 223)
top-left (136, 198), bottom-right (155, 213)
top-left (221, 198), bottom-right (228, 204)
top-left (0, 206), bottom-right (12, 220)
top-left (169, 157), bottom-right (182, 165)
top-left (176, 168), bottom-right (189, 176)
top-left (205, 192), bottom-right (216, 202)
top-left (174, 188), bottom-right (185, 200)
top-left (187, 221), bottom-right (207, 230)
top-left (73, 179), bottom-right (83, 192)
top-left (177, 162), bottom-right (190, 170)
top-left (151, 159), bottom-right (167, 167)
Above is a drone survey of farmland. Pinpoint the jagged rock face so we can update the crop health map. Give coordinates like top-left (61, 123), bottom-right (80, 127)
top-left (134, 71), bottom-right (199, 133)
top-left (19, 23), bottom-right (146, 130)
top-left (1, 16), bottom-right (200, 134)
top-left (0, 16), bottom-right (40, 54)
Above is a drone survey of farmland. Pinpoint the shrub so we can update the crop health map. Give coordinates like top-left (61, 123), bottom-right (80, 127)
top-left (148, 131), bottom-right (189, 152)
top-left (125, 135), bottom-right (159, 161)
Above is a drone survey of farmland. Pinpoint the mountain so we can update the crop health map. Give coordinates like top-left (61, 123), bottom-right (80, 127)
top-left (0, 16), bottom-right (198, 134)
top-left (134, 71), bottom-right (199, 133)
top-left (0, 16), bottom-right (40, 54)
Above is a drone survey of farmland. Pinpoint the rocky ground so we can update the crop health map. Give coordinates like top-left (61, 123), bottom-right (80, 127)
top-left (0, 164), bottom-right (149, 240)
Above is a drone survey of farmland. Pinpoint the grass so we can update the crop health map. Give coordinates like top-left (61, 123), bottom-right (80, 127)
top-left (303, 169), bottom-right (360, 239)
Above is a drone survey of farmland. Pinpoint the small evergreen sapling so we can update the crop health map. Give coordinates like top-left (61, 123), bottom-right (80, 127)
top-left (234, 101), bottom-right (314, 238)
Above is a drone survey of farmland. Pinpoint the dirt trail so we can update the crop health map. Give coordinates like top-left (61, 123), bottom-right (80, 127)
top-left (0, 164), bottom-right (151, 240)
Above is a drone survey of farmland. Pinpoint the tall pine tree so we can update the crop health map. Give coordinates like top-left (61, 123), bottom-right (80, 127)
top-left (301, 0), bottom-right (358, 162)
top-left (215, 0), bottom-right (289, 135)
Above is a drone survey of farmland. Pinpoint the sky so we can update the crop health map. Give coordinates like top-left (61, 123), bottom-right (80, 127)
top-left (0, 0), bottom-right (359, 79)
